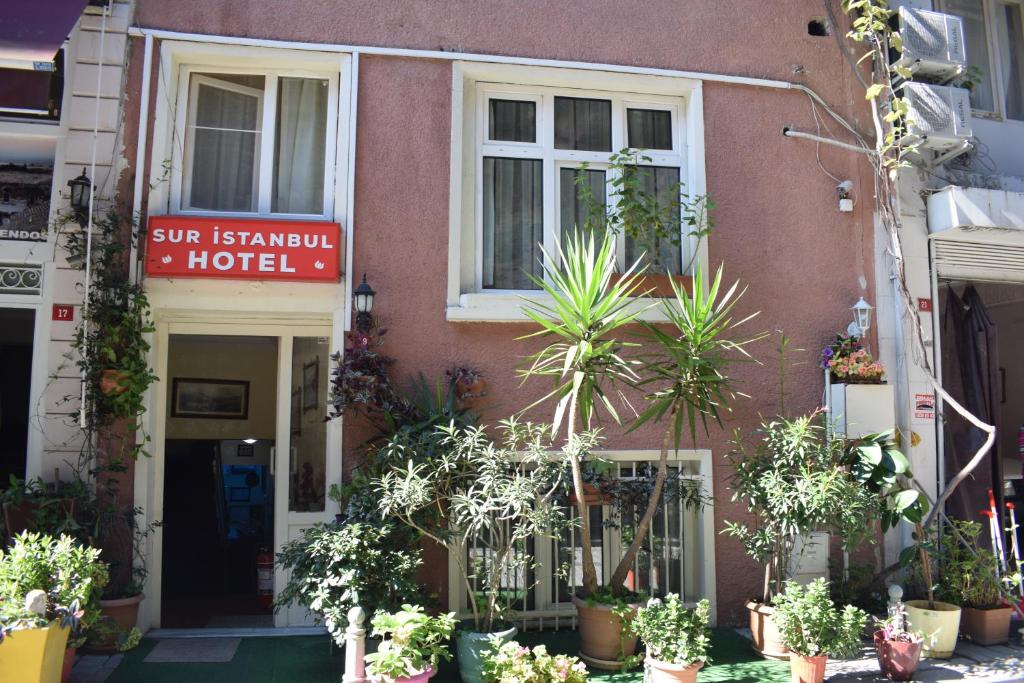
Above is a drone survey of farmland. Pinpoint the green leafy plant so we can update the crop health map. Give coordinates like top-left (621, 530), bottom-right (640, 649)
top-left (364, 604), bottom-right (456, 681)
top-left (933, 520), bottom-right (1004, 609)
top-left (723, 414), bottom-right (880, 603)
top-left (0, 532), bottom-right (108, 646)
top-left (482, 639), bottom-right (589, 683)
top-left (772, 578), bottom-right (867, 658)
top-left (274, 520), bottom-right (422, 645)
top-left (630, 595), bottom-right (711, 666)
top-left (375, 420), bottom-right (567, 633)
top-left (0, 476), bottom-right (90, 541)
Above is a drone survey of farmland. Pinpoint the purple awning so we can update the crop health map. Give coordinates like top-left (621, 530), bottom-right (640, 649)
top-left (0, 1), bottom-right (90, 70)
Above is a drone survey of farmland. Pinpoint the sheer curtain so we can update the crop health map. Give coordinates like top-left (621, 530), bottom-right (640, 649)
top-left (998, 3), bottom-right (1024, 120)
top-left (189, 79), bottom-right (261, 211)
top-left (273, 78), bottom-right (328, 214)
top-left (483, 158), bottom-right (543, 289)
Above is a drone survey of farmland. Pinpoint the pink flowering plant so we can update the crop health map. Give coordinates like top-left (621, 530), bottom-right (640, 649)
top-left (629, 595), bottom-right (711, 666)
top-left (481, 639), bottom-right (588, 683)
top-left (821, 334), bottom-right (885, 384)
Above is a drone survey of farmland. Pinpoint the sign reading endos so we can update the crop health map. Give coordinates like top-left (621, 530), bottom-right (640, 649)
top-left (145, 216), bottom-right (341, 282)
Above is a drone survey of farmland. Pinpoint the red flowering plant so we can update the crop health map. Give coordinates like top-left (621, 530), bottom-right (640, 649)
top-left (821, 334), bottom-right (885, 384)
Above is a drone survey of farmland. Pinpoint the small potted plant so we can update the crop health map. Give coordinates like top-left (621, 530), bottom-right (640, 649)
top-left (772, 579), bottom-right (867, 683)
top-left (630, 595), bottom-right (711, 682)
top-left (482, 640), bottom-right (588, 682)
top-left (873, 598), bottom-right (923, 682)
top-left (936, 519), bottom-right (1012, 646)
top-left (364, 604), bottom-right (456, 683)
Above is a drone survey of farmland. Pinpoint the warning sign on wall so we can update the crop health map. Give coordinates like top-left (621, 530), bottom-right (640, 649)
top-left (914, 393), bottom-right (935, 420)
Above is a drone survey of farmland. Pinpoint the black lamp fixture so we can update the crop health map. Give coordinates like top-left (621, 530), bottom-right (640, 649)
top-left (353, 274), bottom-right (376, 332)
top-left (67, 168), bottom-right (92, 227)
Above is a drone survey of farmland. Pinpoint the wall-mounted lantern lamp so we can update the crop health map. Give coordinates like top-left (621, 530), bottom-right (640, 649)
top-left (67, 168), bottom-right (92, 227)
top-left (354, 274), bottom-right (376, 333)
top-left (847, 297), bottom-right (873, 338)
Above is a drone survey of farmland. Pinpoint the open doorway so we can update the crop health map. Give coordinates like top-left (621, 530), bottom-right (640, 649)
top-left (161, 334), bottom-right (277, 628)
top-left (0, 308), bottom-right (34, 483)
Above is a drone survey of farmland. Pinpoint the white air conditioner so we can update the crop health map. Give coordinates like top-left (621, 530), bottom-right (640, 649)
top-left (901, 82), bottom-right (973, 151)
top-left (894, 6), bottom-right (967, 80)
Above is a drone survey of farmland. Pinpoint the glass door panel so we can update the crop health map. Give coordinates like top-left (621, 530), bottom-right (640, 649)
top-left (288, 336), bottom-right (329, 512)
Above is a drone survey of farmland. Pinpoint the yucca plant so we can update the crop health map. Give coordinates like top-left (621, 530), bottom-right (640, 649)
top-left (518, 230), bottom-right (651, 597)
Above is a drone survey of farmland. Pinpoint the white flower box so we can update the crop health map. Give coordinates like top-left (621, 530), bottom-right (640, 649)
top-left (829, 383), bottom-right (895, 438)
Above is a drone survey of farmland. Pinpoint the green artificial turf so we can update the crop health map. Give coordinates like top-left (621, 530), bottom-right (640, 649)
top-left (108, 628), bottom-right (791, 683)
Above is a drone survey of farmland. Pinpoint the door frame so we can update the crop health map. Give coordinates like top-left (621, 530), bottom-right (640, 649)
top-left (137, 313), bottom-right (341, 630)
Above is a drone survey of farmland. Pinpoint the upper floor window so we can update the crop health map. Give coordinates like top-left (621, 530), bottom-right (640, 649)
top-left (175, 68), bottom-right (338, 217)
top-left (477, 85), bottom-right (688, 291)
top-left (942, 0), bottom-right (1024, 121)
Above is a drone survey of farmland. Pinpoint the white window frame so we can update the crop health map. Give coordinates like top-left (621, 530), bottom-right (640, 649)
top-left (445, 448), bottom-right (717, 627)
top-left (447, 62), bottom-right (708, 322)
top-left (148, 41), bottom-right (349, 223)
top-left (941, 0), bottom-right (1024, 123)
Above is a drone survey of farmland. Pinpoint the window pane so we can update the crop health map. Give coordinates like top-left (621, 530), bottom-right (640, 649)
top-left (554, 97), bottom-right (612, 151)
top-left (559, 168), bottom-right (606, 251)
top-left (627, 108), bottom-right (673, 150)
top-left (489, 99), bottom-right (536, 142)
top-left (997, 3), bottom-right (1024, 120)
top-left (289, 336), bottom-right (329, 513)
top-left (623, 166), bottom-right (683, 275)
top-left (273, 78), bottom-right (328, 214)
top-left (482, 157), bottom-right (543, 289)
top-left (188, 76), bottom-right (264, 211)
top-left (943, 0), bottom-right (996, 111)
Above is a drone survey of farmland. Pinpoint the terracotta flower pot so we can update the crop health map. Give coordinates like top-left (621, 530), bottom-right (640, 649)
top-left (567, 483), bottom-right (611, 506)
top-left (962, 605), bottom-right (1013, 646)
top-left (647, 656), bottom-right (704, 683)
top-left (873, 631), bottom-right (922, 681)
top-left (789, 653), bottom-right (827, 683)
top-left (61, 646), bottom-right (76, 683)
top-left (84, 593), bottom-right (144, 654)
top-left (572, 595), bottom-right (639, 670)
top-left (99, 369), bottom-right (129, 396)
top-left (746, 600), bottom-right (790, 660)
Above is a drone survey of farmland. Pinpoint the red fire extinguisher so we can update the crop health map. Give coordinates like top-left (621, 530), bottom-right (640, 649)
top-left (256, 547), bottom-right (274, 608)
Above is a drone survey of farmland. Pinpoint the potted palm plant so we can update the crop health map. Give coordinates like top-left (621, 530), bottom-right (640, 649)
top-left (375, 421), bottom-right (566, 683)
top-left (520, 230), bottom-right (760, 669)
top-left (365, 604), bottom-right (456, 683)
top-left (630, 595), bottom-right (711, 683)
top-left (772, 579), bottom-right (867, 683)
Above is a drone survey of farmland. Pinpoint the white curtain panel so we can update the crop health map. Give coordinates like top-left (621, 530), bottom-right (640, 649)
top-left (273, 77), bottom-right (328, 215)
top-left (191, 82), bottom-right (260, 212)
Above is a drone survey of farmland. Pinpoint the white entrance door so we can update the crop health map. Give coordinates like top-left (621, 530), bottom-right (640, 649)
top-left (153, 320), bottom-right (340, 629)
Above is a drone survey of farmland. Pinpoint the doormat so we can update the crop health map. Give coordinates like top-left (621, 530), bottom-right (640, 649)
top-left (144, 637), bottom-right (241, 663)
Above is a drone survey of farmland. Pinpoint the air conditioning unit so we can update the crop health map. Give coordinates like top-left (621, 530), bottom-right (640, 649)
top-left (894, 6), bottom-right (967, 80)
top-left (901, 82), bottom-right (973, 151)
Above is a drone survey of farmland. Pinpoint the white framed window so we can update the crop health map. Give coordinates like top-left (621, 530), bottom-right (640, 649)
top-left (448, 62), bottom-right (707, 322)
top-left (941, 0), bottom-right (1024, 121)
top-left (447, 449), bottom-right (717, 626)
top-left (157, 44), bottom-right (344, 220)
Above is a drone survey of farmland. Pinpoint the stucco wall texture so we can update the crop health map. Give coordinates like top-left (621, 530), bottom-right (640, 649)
top-left (123, 1), bottom-right (878, 625)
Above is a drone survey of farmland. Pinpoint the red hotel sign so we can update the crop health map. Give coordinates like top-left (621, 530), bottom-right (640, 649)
top-left (145, 216), bottom-right (341, 282)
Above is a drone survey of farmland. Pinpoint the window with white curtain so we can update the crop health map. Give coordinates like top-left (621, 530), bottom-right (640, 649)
top-left (476, 85), bottom-right (688, 291)
top-left (942, 0), bottom-right (1024, 120)
top-left (180, 70), bottom-right (334, 216)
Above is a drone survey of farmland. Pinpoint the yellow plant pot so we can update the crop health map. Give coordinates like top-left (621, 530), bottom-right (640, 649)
top-left (0, 620), bottom-right (71, 683)
top-left (905, 600), bottom-right (961, 659)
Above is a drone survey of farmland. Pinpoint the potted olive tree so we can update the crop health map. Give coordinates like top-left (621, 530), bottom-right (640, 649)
top-left (364, 604), bottom-right (456, 683)
top-left (630, 595), bottom-right (711, 683)
top-left (773, 579), bottom-right (867, 683)
top-left (521, 231), bottom-right (760, 669)
top-left (723, 415), bottom-right (878, 659)
top-left (375, 421), bottom-right (566, 683)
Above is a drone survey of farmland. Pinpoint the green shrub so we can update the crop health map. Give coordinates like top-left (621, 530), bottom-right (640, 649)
top-left (630, 595), bottom-right (711, 665)
top-left (772, 578), bottom-right (867, 658)
top-left (274, 520), bottom-right (421, 645)
top-left (364, 604), bottom-right (455, 681)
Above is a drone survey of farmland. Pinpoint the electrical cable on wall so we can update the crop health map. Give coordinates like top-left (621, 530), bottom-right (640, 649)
top-left (79, 4), bottom-right (109, 429)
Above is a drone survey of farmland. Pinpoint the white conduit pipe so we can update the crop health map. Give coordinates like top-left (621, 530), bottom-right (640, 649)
top-left (129, 32), bottom-right (154, 284)
top-left (79, 5), bottom-right (110, 429)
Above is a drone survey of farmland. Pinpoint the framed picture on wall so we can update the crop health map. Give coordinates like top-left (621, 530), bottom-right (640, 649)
top-left (302, 358), bottom-right (319, 412)
top-left (171, 378), bottom-right (250, 419)
top-left (291, 387), bottom-right (302, 435)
